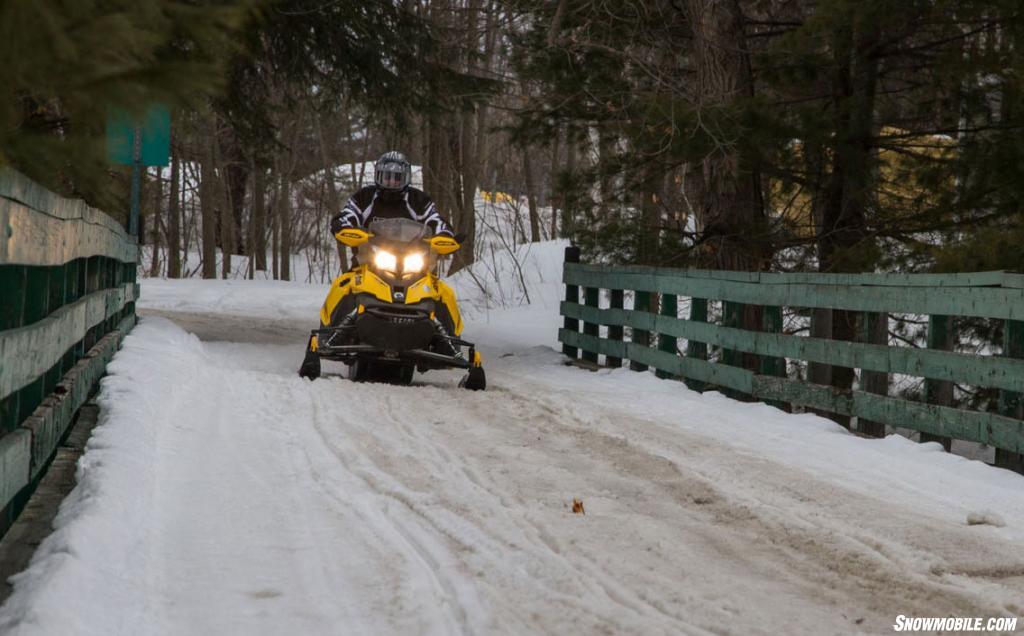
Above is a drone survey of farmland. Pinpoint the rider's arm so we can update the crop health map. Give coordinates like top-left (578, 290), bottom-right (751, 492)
top-left (331, 187), bottom-right (375, 235)
top-left (406, 189), bottom-right (454, 237)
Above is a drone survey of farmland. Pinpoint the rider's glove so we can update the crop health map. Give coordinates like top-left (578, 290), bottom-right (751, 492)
top-left (335, 228), bottom-right (372, 247)
top-left (428, 235), bottom-right (460, 255)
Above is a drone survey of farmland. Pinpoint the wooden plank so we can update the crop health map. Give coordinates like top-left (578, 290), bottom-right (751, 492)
top-left (0, 430), bottom-right (30, 512)
top-left (582, 287), bottom-right (599, 364)
top-left (560, 303), bottom-right (1024, 393)
top-left (0, 283), bottom-right (136, 400)
top-left (20, 315), bottom-right (134, 478)
top-left (561, 246), bottom-right (581, 359)
top-left (922, 315), bottom-right (954, 451)
top-left (858, 312), bottom-right (889, 438)
top-left (0, 266), bottom-right (25, 331)
top-left (563, 265), bottom-right (1024, 320)
top-left (559, 330), bottom-right (754, 394)
top-left (685, 298), bottom-right (708, 392)
top-left (630, 291), bottom-right (651, 372)
top-left (996, 320), bottom-right (1024, 472)
top-left (0, 168), bottom-right (137, 267)
top-left (751, 375), bottom-right (1024, 453)
top-left (565, 262), bottom-right (1024, 290)
top-left (656, 293), bottom-right (677, 379)
top-left (607, 289), bottom-right (624, 368)
top-left (0, 199), bottom-right (137, 267)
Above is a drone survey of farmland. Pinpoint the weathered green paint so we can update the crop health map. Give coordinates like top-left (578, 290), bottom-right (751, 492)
top-left (564, 264), bottom-right (1024, 321)
top-left (0, 266), bottom-right (25, 331)
top-left (0, 169), bottom-right (139, 532)
top-left (922, 315), bottom-right (953, 451)
top-left (560, 302), bottom-right (1024, 393)
top-left (656, 294), bottom-right (677, 379)
top-left (20, 315), bottom-right (134, 481)
top-left (760, 306), bottom-right (787, 410)
top-left (685, 298), bottom-right (708, 392)
top-left (996, 320), bottom-right (1024, 471)
top-left (749, 375), bottom-right (1024, 452)
top-left (721, 301), bottom-right (744, 372)
top-left (607, 289), bottom-right (624, 368)
top-left (858, 312), bottom-right (888, 438)
top-left (0, 170), bottom-right (138, 267)
top-left (559, 262), bottom-right (1024, 466)
top-left (561, 246), bottom-right (581, 359)
top-left (0, 430), bottom-right (31, 513)
top-left (0, 283), bottom-right (137, 400)
top-left (630, 291), bottom-right (651, 372)
top-left (581, 287), bottom-right (600, 364)
top-left (564, 262), bottom-right (1024, 290)
top-left (560, 329), bottom-right (754, 394)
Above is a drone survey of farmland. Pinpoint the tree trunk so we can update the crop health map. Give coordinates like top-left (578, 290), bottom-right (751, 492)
top-left (252, 167), bottom-right (268, 273)
top-left (317, 114), bottom-right (348, 272)
top-left (200, 114), bottom-right (218, 279)
top-left (217, 135), bottom-right (234, 279)
top-left (522, 146), bottom-right (541, 242)
top-left (149, 167), bottom-right (163, 277)
top-left (816, 12), bottom-right (882, 426)
top-left (549, 126), bottom-right (562, 239)
top-left (685, 0), bottom-right (767, 272)
top-left (279, 175), bottom-right (291, 281)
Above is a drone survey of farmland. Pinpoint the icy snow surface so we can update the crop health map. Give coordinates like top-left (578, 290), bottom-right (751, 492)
top-left (1, 241), bottom-right (1023, 635)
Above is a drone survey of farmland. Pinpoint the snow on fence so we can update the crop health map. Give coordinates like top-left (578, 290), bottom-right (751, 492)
top-left (558, 246), bottom-right (1024, 473)
top-left (0, 169), bottom-right (138, 537)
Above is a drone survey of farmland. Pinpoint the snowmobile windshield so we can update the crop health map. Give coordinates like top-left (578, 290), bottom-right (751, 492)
top-left (368, 218), bottom-right (428, 244)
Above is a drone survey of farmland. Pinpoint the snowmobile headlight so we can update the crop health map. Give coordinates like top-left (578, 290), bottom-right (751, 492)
top-left (403, 252), bottom-right (426, 273)
top-left (374, 250), bottom-right (397, 272)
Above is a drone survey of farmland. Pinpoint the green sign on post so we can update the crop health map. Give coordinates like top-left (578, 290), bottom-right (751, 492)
top-left (107, 105), bottom-right (171, 167)
top-left (107, 104), bottom-right (171, 237)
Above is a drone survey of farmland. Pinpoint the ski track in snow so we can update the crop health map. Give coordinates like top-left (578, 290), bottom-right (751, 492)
top-left (1, 306), bottom-right (1023, 635)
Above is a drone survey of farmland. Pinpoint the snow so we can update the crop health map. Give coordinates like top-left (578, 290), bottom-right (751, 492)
top-left (2, 240), bottom-right (1024, 634)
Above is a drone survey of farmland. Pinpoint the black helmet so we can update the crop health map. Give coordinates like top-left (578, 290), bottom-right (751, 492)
top-left (374, 151), bottom-right (411, 191)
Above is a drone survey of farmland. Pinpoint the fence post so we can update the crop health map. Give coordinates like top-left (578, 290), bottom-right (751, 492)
top-left (858, 312), bottom-right (889, 437)
top-left (685, 298), bottom-right (708, 392)
top-left (607, 289), bottom-right (624, 368)
top-left (561, 245), bottom-right (581, 360)
top-left (922, 314), bottom-right (953, 451)
top-left (656, 293), bottom-right (678, 379)
top-left (722, 301), bottom-right (743, 368)
top-left (760, 305), bottom-right (788, 409)
top-left (629, 291), bottom-right (651, 372)
top-left (582, 286), bottom-right (600, 364)
top-left (996, 319), bottom-right (1024, 472)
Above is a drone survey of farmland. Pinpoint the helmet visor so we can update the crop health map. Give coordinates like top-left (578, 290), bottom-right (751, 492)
top-left (377, 162), bottom-right (408, 190)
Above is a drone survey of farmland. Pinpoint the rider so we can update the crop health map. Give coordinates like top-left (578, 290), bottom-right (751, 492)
top-left (331, 151), bottom-right (456, 255)
top-left (299, 151), bottom-right (461, 378)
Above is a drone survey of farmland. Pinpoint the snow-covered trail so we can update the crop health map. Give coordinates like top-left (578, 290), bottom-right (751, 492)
top-left (1, 308), bottom-right (1023, 635)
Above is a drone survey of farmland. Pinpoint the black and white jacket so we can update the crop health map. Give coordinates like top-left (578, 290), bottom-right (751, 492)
top-left (330, 186), bottom-right (454, 238)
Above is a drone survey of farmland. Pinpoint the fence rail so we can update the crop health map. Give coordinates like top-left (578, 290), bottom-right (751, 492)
top-left (0, 168), bottom-right (137, 535)
top-left (557, 247), bottom-right (1024, 472)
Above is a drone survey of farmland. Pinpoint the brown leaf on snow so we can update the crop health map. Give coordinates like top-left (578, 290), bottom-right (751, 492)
top-left (572, 498), bottom-right (585, 515)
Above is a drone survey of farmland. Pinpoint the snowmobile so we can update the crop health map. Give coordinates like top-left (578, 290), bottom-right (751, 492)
top-left (299, 217), bottom-right (485, 390)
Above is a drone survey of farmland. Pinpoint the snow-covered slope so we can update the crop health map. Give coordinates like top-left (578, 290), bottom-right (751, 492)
top-left (2, 241), bottom-right (1023, 635)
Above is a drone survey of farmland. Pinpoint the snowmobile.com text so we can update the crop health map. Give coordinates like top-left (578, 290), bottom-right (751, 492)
top-left (893, 616), bottom-right (1019, 632)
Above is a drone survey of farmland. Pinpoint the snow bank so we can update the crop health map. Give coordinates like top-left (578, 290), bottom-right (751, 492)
top-left (0, 319), bottom-right (206, 635)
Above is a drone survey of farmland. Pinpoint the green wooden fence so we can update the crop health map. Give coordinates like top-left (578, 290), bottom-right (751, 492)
top-left (0, 168), bottom-right (138, 536)
top-left (558, 247), bottom-right (1024, 473)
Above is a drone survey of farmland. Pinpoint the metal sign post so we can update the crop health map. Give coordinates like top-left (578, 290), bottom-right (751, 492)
top-left (128, 125), bottom-right (143, 237)
top-left (107, 105), bottom-right (171, 237)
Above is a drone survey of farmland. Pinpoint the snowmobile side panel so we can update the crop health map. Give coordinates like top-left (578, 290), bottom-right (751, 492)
top-left (320, 272), bottom-right (357, 326)
top-left (434, 278), bottom-right (463, 336)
